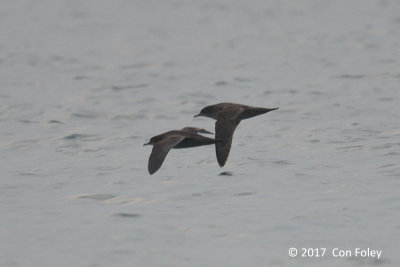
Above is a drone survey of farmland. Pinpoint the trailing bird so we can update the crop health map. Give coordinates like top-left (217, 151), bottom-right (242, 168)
top-left (144, 127), bottom-right (217, 174)
top-left (194, 103), bottom-right (278, 167)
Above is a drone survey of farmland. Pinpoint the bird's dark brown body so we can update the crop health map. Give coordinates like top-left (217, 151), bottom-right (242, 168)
top-left (144, 127), bottom-right (216, 174)
top-left (194, 103), bottom-right (278, 167)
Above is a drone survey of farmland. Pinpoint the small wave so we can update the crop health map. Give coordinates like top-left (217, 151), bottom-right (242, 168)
top-left (214, 81), bottom-right (229, 86)
top-left (74, 194), bottom-right (116, 201)
top-left (331, 74), bottom-right (365, 79)
top-left (111, 84), bottom-right (148, 91)
top-left (63, 133), bottom-right (93, 140)
top-left (71, 110), bottom-right (103, 119)
top-left (113, 213), bottom-right (140, 218)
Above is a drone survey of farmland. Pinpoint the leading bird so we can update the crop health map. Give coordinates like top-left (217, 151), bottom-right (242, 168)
top-left (144, 127), bottom-right (217, 174)
top-left (194, 103), bottom-right (278, 167)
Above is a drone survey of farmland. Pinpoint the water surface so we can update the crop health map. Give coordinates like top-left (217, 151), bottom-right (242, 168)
top-left (1, 0), bottom-right (399, 266)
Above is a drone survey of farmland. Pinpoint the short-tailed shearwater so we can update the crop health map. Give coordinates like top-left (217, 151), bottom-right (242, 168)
top-left (194, 103), bottom-right (278, 167)
top-left (144, 127), bottom-right (216, 174)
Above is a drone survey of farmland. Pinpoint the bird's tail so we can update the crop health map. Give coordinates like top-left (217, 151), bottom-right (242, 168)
top-left (242, 107), bottom-right (278, 120)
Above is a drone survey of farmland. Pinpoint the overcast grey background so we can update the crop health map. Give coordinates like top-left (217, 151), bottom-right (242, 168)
top-left (1, 0), bottom-right (399, 266)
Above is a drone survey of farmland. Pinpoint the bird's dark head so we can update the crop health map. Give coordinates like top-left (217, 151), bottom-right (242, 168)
top-left (194, 105), bottom-right (220, 119)
top-left (143, 136), bottom-right (160, 146)
top-left (143, 139), bottom-right (153, 146)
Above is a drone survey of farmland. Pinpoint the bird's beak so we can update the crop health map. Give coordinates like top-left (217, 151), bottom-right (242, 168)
top-left (269, 107), bottom-right (279, 112)
top-left (143, 142), bottom-right (150, 146)
top-left (193, 113), bottom-right (201, 118)
top-left (199, 129), bottom-right (213, 134)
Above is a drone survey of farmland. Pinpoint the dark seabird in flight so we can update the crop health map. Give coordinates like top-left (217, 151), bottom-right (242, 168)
top-left (194, 103), bottom-right (278, 167)
top-left (144, 127), bottom-right (217, 174)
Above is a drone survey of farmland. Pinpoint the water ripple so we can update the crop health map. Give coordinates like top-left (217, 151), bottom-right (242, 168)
top-left (75, 194), bottom-right (116, 201)
top-left (113, 213), bottom-right (141, 218)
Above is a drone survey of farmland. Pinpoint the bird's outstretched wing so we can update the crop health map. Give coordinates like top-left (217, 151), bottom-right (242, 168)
top-left (148, 135), bottom-right (185, 174)
top-left (215, 106), bottom-right (244, 167)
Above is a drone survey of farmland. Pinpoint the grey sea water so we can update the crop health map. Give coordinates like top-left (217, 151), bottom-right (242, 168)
top-left (1, 0), bottom-right (399, 266)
